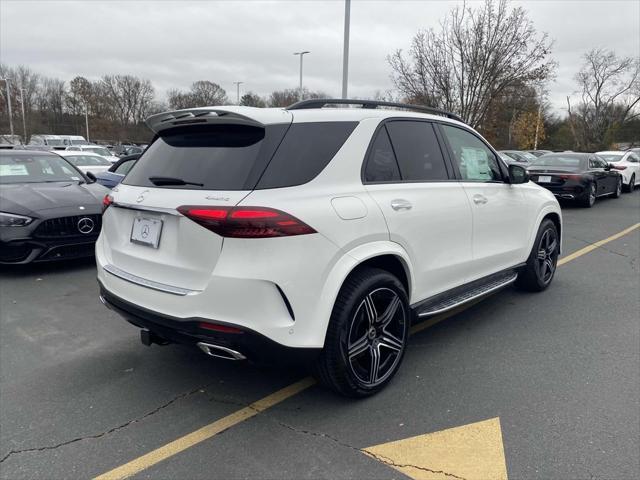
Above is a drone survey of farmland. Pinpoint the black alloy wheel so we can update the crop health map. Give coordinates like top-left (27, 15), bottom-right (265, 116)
top-left (314, 267), bottom-right (410, 397)
top-left (535, 227), bottom-right (558, 285)
top-left (345, 287), bottom-right (407, 387)
top-left (516, 218), bottom-right (559, 292)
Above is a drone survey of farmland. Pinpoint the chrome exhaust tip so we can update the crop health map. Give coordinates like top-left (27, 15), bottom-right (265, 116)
top-left (99, 295), bottom-right (112, 310)
top-left (197, 342), bottom-right (247, 361)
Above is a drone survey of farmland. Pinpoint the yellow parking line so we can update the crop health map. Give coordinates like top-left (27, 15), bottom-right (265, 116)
top-left (93, 222), bottom-right (640, 480)
top-left (93, 377), bottom-right (316, 480)
top-left (557, 222), bottom-right (639, 266)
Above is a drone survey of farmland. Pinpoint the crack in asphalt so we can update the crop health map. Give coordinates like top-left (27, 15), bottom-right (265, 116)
top-left (0, 385), bottom-right (208, 464)
top-left (273, 419), bottom-right (467, 480)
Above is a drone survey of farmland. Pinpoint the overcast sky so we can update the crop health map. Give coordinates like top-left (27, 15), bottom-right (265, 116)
top-left (1, 0), bottom-right (639, 114)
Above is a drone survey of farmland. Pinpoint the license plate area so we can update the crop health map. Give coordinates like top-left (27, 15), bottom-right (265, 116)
top-left (537, 175), bottom-right (552, 183)
top-left (130, 217), bottom-right (163, 248)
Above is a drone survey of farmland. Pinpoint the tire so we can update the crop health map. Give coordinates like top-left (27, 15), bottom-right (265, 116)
top-left (612, 177), bottom-right (622, 198)
top-left (515, 219), bottom-right (559, 292)
top-left (579, 182), bottom-right (596, 208)
top-left (314, 267), bottom-right (410, 397)
top-left (624, 174), bottom-right (635, 193)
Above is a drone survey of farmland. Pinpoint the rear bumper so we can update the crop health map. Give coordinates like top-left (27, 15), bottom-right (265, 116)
top-left (534, 183), bottom-right (587, 200)
top-left (99, 282), bottom-right (321, 365)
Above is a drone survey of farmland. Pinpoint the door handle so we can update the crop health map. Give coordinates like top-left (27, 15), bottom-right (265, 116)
top-left (473, 194), bottom-right (488, 205)
top-left (391, 199), bottom-right (412, 211)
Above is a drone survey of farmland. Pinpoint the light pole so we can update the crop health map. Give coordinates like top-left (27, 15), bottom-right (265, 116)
top-left (85, 102), bottom-right (90, 142)
top-left (293, 51), bottom-right (310, 101)
top-left (19, 88), bottom-right (27, 142)
top-left (341, 0), bottom-right (351, 99)
top-left (233, 81), bottom-right (244, 104)
top-left (0, 78), bottom-right (14, 137)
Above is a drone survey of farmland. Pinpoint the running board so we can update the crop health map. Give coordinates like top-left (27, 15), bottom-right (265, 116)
top-left (414, 271), bottom-right (519, 318)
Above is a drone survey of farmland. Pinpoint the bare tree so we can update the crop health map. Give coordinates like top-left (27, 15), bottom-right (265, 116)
top-left (268, 88), bottom-right (301, 107)
top-left (388, 0), bottom-right (554, 128)
top-left (101, 75), bottom-right (154, 127)
top-left (569, 48), bottom-right (640, 150)
top-left (168, 81), bottom-right (228, 109)
top-left (240, 92), bottom-right (266, 107)
top-left (267, 88), bottom-right (328, 107)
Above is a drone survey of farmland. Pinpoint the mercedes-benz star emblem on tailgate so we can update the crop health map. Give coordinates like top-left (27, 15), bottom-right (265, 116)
top-left (136, 190), bottom-right (149, 203)
top-left (77, 217), bottom-right (95, 234)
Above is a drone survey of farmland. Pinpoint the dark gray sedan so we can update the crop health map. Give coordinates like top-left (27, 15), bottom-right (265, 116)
top-left (0, 150), bottom-right (108, 264)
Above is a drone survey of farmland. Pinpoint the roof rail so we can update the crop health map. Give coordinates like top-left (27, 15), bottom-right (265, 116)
top-left (286, 98), bottom-right (465, 123)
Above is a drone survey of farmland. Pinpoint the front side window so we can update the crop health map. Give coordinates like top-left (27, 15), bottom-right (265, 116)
top-left (364, 127), bottom-right (401, 182)
top-left (385, 121), bottom-right (449, 181)
top-left (441, 124), bottom-right (502, 181)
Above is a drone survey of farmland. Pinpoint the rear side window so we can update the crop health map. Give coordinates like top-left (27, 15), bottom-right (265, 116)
top-left (256, 122), bottom-right (357, 189)
top-left (364, 127), bottom-right (401, 182)
top-left (385, 121), bottom-right (450, 181)
top-left (124, 124), bottom-right (288, 190)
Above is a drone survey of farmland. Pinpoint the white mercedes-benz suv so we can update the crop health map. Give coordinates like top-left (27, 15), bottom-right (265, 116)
top-left (97, 99), bottom-right (562, 397)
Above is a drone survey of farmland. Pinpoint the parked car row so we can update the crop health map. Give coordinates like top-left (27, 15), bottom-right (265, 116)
top-left (2, 100), bottom-right (637, 397)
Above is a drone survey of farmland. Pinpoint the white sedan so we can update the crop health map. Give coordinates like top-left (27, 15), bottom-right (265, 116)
top-left (59, 151), bottom-right (112, 175)
top-left (597, 150), bottom-right (640, 192)
top-left (65, 145), bottom-right (120, 163)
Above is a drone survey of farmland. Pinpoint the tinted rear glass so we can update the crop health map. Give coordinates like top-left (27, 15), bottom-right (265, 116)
top-left (124, 124), bottom-right (288, 190)
top-left (386, 121), bottom-right (449, 181)
top-left (256, 122), bottom-right (358, 189)
top-left (531, 155), bottom-right (585, 168)
top-left (364, 127), bottom-right (401, 182)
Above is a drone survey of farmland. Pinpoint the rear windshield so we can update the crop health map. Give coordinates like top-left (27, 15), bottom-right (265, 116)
top-left (531, 155), bottom-right (585, 168)
top-left (597, 153), bottom-right (623, 162)
top-left (64, 155), bottom-right (111, 166)
top-left (124, 121), bottom-right (357, 191)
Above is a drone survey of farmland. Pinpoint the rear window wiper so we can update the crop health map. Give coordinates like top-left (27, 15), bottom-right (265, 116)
top-left (148, 176), bottom-right (204, 187)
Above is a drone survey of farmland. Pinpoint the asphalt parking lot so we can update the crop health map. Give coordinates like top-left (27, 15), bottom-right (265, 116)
top-left (1, 190), bottom-right (639, 480)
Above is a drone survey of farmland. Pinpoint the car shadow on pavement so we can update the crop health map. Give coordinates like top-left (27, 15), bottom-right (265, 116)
top-left (0, 256), bottom-right (97, 278)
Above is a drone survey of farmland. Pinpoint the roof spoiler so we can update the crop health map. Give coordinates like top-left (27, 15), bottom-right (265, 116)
top-left (146, 107), bottom-right (291, 134)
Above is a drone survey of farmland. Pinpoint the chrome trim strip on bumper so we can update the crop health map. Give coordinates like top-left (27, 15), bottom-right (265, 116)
top-left (103, 264), bottom-right (198, 296)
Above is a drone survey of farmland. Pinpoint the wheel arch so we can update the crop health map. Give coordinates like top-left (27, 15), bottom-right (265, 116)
top-left (528, 205), bottom-right (563, 255)
top-left (313, 242), bottom-right (414, 347)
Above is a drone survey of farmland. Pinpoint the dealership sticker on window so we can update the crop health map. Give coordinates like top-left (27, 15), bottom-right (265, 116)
top-left (0, 164), bottom-right (29, 176)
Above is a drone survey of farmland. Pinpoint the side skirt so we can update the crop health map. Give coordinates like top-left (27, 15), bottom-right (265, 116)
top-left (411, 265), bottom-right (525, 318)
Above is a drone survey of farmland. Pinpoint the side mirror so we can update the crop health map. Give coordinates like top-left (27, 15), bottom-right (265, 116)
top-left (604, 164), bottom-right (612, 171)
top-left (85, 171), bottom-right (97, 183)
top-left (509, 164), bottom-right (529, 184)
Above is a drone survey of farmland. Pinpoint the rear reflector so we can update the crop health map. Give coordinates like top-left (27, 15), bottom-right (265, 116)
top-left (558, 174), bottom-right (583, 180)
top-left (177, 206), bottom-right (316, 238)
top-left (198, 322), bottom-right (244, 334)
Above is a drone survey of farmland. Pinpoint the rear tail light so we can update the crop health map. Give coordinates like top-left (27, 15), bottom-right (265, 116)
top-left (611, 165), bottom-right (627, 171)
top-left (177, 206), bottom-right (316, 238)
top-left (102, 194), bottom-right (113, 212)
top-left (558, 174), bottom-right (583, 180)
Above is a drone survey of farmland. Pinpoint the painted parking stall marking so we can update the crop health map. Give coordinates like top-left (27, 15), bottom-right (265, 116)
top-left (93, 222), bottom-right (640, 480)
